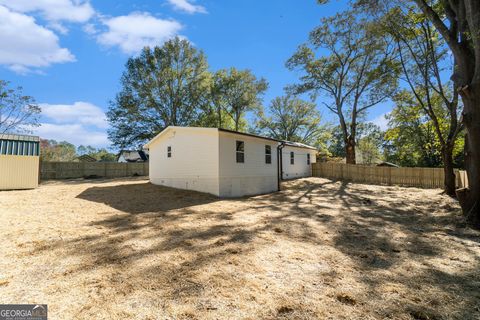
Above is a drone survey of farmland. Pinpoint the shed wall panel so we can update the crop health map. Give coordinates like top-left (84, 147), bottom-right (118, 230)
top-left (0, 155), bottom-right (39, 190)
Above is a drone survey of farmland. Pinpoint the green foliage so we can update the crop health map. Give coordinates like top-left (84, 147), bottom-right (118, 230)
top-left (40, 140), bottom-right (116, 162)
top-left (357, 138), bottom-right (383, 165)
top-left (212, 68), bottom-right (268, 131)
top-left (287, 10), bottom-right (399, 162)
top-left (0, 80), bottom-right (40, 134)
top-left (108, 39), bottom-right (268, 148)
top-left (255, 95), bottom-right (327, 147)
top-left (78, 145), bottom-right (117, 162)
top-left (384, 91), bottom-right (464, 167)
top-left (328, 122), bottom-right (385, 160)
top-left (107, 37), bottom-right (211, 149)
top-left (77, 145), bottom-right (96, 156)
top-left (195, 68), bottom-right (265, 132)
top-left (40, 140), bottom-right (77, 162)
top-left (375, 5), bottom-right (464, 171)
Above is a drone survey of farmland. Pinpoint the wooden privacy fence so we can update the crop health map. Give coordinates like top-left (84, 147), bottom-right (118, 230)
top-left (312, 162), bottom-right (469, 189)
top-left (40, 162), bottom-right (149, 180)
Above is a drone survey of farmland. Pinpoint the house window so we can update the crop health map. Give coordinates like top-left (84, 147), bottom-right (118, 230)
top-left (307, 153), bottom-right (310, 165)
top-left (236, 141), bottom-right (244, 163)
top-left (290, 151), bottom-right (294, 165)
top-left (265, 145), bottom-right (271, 164)
top-left (167, 146), bottom-right (172, 158)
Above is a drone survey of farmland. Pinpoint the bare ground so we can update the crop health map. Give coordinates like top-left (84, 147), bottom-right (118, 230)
top-left (0, 177), bottom-right (479, 319)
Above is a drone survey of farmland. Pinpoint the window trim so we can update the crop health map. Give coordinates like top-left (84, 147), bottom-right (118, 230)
top-left (236, 140), bottom-right (245, 163)
top-left (265, 145), bottom-right (272, 164)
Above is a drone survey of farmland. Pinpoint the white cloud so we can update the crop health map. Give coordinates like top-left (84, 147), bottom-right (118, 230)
top-left (167, 0), bottom-right (207, 14)
top-left (0, 0), bottom-right (95, 23)
top-left (82, 22), bottom-right (98, 35)
top-left (369, 112), bottom-right (390, 131)
top-left (34, 101), bottom-right (109, 147)
top-left (97, 12), bottom-right (182, 54)
top-left (39, 102), bottom-right (108, 129)
top-left (0, 5), bottom-right (75, 73)
top-left (35, 123), bottom-right (109, 147)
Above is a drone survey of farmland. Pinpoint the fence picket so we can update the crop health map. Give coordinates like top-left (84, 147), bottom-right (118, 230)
top-left (311, 162), bottom-right (468, 189)
top-left (40, 162), bottom-right (149, 180)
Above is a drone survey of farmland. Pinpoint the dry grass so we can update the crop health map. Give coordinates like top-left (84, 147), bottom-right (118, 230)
top-left (0, 177), bottom-right (479, 319)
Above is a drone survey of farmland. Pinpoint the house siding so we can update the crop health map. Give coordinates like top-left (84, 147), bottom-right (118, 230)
top-left (218, 131), bottom-right (278, 197)
top-left (147, 127), bottom-right (317, 197)
top-left (149, 127), bottom-right (220, 196)
top-left (281, 145), bottom-right (316, 180)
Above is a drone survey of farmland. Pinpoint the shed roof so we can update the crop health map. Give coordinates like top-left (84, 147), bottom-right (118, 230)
top-left (144, 126), bottom-right (317, 151)
top-left (0, 133), bottom-right (40, 142)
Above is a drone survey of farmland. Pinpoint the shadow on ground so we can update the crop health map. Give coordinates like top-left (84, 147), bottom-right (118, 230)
top-left (26, 178), bottom-right (480, 319)
top-left (76, 181), bottom-right (218, 213)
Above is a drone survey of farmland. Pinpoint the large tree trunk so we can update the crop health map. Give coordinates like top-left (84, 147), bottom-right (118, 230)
top-left (345, 137), bottom-right (356, 164)
top-left (457, 86), bottom-right (480, 229)
top-left (442, 144), bottom-right (456, 197)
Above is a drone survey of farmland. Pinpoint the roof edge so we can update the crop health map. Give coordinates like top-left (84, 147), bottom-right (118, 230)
top-left (144, 126), bottom-right (317, 151)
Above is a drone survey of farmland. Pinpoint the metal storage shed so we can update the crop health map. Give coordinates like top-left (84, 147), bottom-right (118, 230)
top-left (0, 133), bottom-right (40, 190)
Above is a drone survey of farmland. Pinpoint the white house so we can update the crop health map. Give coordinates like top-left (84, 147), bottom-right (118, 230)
top-left (144, 126), bottom-right (317, 197)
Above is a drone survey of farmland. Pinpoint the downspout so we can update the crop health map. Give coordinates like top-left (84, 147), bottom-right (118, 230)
top-left (277, 142), bottom-right (285, 191)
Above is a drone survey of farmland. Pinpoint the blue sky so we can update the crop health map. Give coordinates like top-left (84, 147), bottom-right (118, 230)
top-left (0, 0), bottom-right (388, 149)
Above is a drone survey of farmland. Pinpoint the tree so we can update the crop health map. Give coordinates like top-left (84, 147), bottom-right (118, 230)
top-left (378, 6), bottom-right (463, 196)
top-left (40, 140), bottom-right (77, 162)
top-left (328, 122), bottom-right (385, 162)
top-left (77, 145), bottom-right (97, 156)
top-left (0, 80), bottom-right (40, 134)
top-left (350, 0), bottom-right (480, 228)
top-left (409, 0), bottom-right (480, 226)
top-left (193, 69), bottom-right (242, 131)
top-left (357, 122), bottom-right (385, 164)
top-left (209, 69), bottom-right (230, 129)
top-left (385, 91), bottom-right (465, 168)
top-left (255, 95), bottom-right (326, 145)
top-left (92, 149), bottom-right (117, 162)
top-left (357, 138), bottom-right (383, 165)
top-left (385, 91), bottom-right (445, 167)
top-left (287, 10), bottom-right (398, 164)
top-left (107, 37), bottom-right (211, 149)
top-left (77, 145), bottom-right (116, 162)
top-left (214, 68), bottom-right (268, 131)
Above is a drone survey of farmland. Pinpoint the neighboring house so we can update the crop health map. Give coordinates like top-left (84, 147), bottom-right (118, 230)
top-left (0, 133), bottom-right (40, 190)
top-left (144, 126), bottom-right (317, 197)
top-left (76, 154), bottom-right (97, 162)
top-left (117, 150), bottom-right (149, 163)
